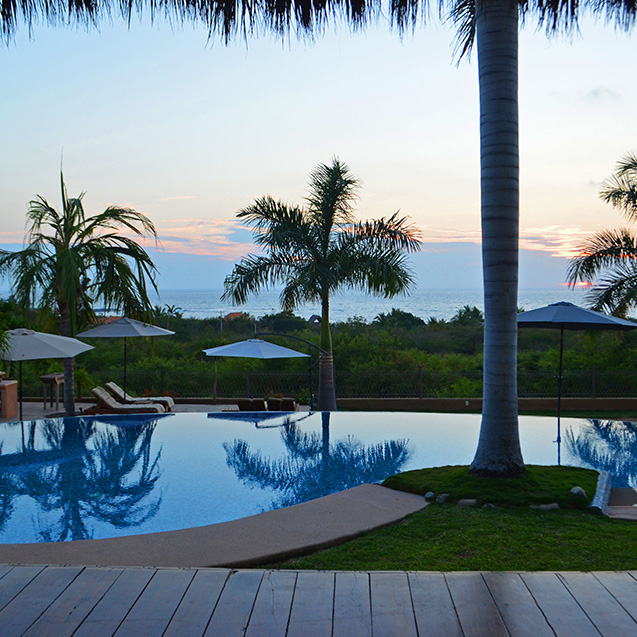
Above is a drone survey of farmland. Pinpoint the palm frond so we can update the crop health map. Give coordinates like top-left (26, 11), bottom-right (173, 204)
top-left (600, 152), bottom-right (637, 222)
top-left (306, 157), bottom-right (359, 234)
top-left (237, 197), bottom-right (315, 256)
top-left (349, 212), bottom-right (422, 252)
top-left (567, 228), bottom-right (637, 283)
top-left (221, 253), bottom-right (298, 304)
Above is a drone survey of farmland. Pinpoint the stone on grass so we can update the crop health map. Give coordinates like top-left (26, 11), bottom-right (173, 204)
top-left (483, 503), bottom-right (497, 510)
top-left (457, 499), bottom-right (477, 507)
top-left (530, 503), bottom-right (560, 511)
top-left (570, 486), bottom-right (588, 500)
top-left (435, 493), bottom-right (449, 504)
top-left (425, 491), bottom-right (435, 501)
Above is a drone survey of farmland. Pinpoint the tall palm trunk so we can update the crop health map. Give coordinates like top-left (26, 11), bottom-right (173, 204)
top-left (60, 311), bottom-right (76, 417)
top-left (470, 0), bottom-right (525, 477)
top-left (317, 292), bottom-right (337, 411)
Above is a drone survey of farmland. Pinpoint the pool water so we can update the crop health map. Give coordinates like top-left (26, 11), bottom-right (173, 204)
top-left (0, 411), bottom-right (633, 543)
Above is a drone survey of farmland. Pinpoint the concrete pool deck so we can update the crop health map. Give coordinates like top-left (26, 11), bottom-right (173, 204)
top-left (0, 484), bottom-right (427, 568)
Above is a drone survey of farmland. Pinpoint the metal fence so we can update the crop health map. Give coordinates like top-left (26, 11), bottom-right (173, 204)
top-left (68, 366), bottom-right (637, 401)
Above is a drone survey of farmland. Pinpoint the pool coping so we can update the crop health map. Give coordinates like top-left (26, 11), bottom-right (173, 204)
top-left (0, 484), bottom-right (427, 568)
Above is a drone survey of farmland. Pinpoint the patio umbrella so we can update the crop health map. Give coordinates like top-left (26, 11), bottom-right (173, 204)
top-left (78, 317), bottom-right (174, 395)
top-left (203, 339), bottom-right (309, 402)
top-left (518, 302), bottom-right (637, 452)
top-left (203, 339), bottom-right (309, 359)
top-left (1, 328), bottom-right (94, 420)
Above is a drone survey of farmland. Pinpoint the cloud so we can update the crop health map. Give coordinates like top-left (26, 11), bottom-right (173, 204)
top-left (519, 226), bottom-right (593, 257)
top-left (158, 195), bottom-right (199, 202)
top-left (136, 218), bottom-right (258, 260)
top-left (582, 87), bottom-right (620, 102)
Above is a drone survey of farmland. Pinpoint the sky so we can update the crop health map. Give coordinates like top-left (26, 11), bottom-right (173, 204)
top-left (1, 12), bottom-right (636, 292)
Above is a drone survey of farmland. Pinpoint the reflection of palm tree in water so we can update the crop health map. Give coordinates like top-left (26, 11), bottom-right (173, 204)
top-left (224, 412), bottom-right (412, 509)
top-left (20, 417), bottom-right (162, 541)
top-left (565, 419), bottom-right (637, 488)
top-left (0, 444), bottom-right (19, 532)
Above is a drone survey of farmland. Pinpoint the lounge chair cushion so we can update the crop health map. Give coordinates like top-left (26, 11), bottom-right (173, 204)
top-left (91, 387), bottom-right (165, 414)
top-left (104, 382), bottom-right (174, 411)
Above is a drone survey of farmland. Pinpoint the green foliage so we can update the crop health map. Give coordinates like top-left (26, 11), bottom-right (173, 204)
top-left (259, 311), bottom-right (309, 333)
top-left (449, 305), bottom-right (484, 326)
top-left (374, 308), bottom-right (425, 329)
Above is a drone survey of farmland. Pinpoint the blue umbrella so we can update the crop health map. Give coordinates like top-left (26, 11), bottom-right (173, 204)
top-left (518, 302), bottom-right (636, 454)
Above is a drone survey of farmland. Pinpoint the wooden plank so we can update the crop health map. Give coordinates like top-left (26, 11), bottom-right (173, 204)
top-left (114, 568), bottom-right (195, 637)
top-left (333, 571), bottom-right (371, 637)
top-left (594, 571), bottom-right (637, 623)
top-left (205, 569), bottom-right (264, 637)
top-left (287, 571), bottom-right (335, 637)
top-left (0, 565), bottom-right (45, 612)
top-left (408, 572), bottom-right (462, 637)
top-left (165, 569), bottom-right (229, 636)
top-left (483, 572), bottom-right (553, 637)
top-left (521, 572), bottom-right (599, 637)
top-left (559, 572), bottom-right (637, 635)
top-left (246, 570), bottom-right (297, 637)
top-left (0, 565), bottom-right (15, 581)
top-left (370, 571), bottom-right (418, 637)
top-left (23, 567), bottom-right (123, 637)
top-left (445, 572), bottom-right (507, 637)
top-left (0, 565), bottom-right (83, 637)
top-left (74, 567), bottom-right (155, 637)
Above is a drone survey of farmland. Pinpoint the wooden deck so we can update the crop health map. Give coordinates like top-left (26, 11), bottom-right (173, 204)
top-left (0, 565), bottom-right (636, 635)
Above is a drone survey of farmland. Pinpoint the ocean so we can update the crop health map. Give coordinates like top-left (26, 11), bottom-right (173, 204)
top-left (149, 287), bottom-right (592, 323)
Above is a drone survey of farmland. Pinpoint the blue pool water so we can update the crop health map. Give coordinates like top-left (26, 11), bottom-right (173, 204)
top-left (0, 411), bottom-right (633, 544)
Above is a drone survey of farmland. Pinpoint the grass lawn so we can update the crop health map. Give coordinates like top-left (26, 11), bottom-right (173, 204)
top-left (272, 465), bottom-right (637, 571)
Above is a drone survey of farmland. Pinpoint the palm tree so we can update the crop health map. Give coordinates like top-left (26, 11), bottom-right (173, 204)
top-left (221, 158), bottom-right (421, 411)
top-left (568, 153), bottom-right (637, 317)
top-left (4, 1), bottom-right (635, 474)
top-left (0, 173), bottom-right (158, 416)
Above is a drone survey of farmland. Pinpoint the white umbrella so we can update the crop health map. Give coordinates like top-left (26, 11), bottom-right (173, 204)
top-left (78, 317), bottom-right (175, 394)
top-left (203, 339), bottom-right (309, 359)
top-left (203, 339), bottom-right (309, 403)
top-left (1, 328), bottom-right (94, 419)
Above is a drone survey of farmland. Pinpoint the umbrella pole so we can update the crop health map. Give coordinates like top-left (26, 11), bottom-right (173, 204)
top-left (308, 345), bottom-right (313, 410)
top-left (123, 337), bottom-right (127, 396)
top-left (19, 361), bottom-right (23, 421)
top-left (557, 325), bottom-right (564, 449)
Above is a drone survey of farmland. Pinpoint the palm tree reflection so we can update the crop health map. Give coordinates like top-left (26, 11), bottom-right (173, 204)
top-left (224, 412), bottom-right (412, 509)
top-left (565, 419), bottom-right (637, 487)
top-left (18, 416), bottom-right (162, 541)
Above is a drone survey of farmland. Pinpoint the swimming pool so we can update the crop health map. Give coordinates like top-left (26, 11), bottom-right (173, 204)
top-left (0, 411), bottom-right (633, 543)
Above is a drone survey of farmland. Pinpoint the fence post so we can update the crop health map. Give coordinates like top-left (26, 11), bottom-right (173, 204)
top-left (160, 366), bottom-right (166, 395)
top-left (418, 365), bottom-right (423, 399)
top-left (591, 365), bottom-right (596, 399)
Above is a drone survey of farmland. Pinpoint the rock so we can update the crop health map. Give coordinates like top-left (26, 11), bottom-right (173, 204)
top-left (457, 498), bottom-right (477, 507)
top-left (570, 486), bottom-right (588, 500)
top-left (530, 503), bottom-right (560, 511)
top-left (425, 491), bottom-right (435, 501)
top-left (435, 493), bottom-right (449, 504)
top-left (483, 503), bottom-right (497, 510)
top-left (540, 503), bottom-right (560, 511)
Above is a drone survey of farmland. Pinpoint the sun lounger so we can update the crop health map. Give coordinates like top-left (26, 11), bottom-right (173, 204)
top-left (85, 387), bottom-right (166, 415)
top-left (104, 382), bottom-right (174, 412)
top-left (280, 397), bottom-right (300, 411)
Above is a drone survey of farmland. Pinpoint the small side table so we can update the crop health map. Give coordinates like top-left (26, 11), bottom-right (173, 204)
top-left (40, 373), bottom-right (65, 411)
top-left (0, 380), bottom-right (18, 419)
